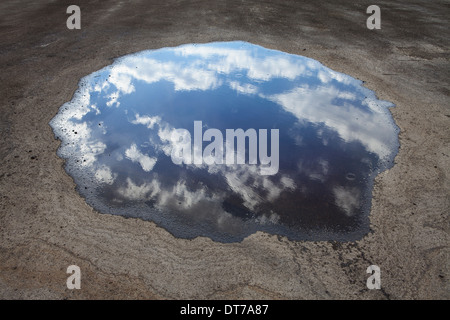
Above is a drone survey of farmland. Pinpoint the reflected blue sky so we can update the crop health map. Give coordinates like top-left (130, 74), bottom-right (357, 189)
top-left (50, 41), bottom-right (399, 242)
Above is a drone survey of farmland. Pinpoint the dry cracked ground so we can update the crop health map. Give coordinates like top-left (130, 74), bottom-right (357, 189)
top-left (0, 0), bottom-right (448, 299)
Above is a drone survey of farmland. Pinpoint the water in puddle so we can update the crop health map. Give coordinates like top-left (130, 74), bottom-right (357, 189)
top-left (50, 41), bottom-right (399, 242)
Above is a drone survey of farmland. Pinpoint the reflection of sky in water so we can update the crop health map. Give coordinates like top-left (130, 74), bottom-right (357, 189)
top-left (50, 41), bottom-right (399, 242)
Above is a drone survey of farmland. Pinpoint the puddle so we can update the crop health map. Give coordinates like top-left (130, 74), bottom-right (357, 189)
top-left (50, 41), bottom-right (399, 242)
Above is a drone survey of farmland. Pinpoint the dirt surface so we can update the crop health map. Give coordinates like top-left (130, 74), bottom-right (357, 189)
top-left (0, 0), bottom-right (448, 299)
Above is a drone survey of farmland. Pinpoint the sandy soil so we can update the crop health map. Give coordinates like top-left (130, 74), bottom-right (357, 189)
top-left (0, 0), bottom-right (448, 299)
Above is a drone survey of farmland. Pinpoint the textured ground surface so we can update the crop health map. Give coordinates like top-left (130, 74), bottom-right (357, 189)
top-left (0, 0), bottom-right (448, 299)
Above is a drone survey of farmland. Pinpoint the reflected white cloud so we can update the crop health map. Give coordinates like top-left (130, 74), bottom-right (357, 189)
top-left (214, 164), bottom-right (296, 210)
top-left (131, 114), bottom-right (161, 129)
top-left (228, 81), bottom-right (258, 95)
top-left (116, 175), bottom-right (245, 233)
top-left (174, 45), bottom-right (309, 81)
top-left (317, 68), bottom-right (352, 85)
top-left (266, 85), bottom-right (395, 159)
top-left (255, 211), bottom-right (280, 225)
top-left (60, 121), bottom-right (106, 167)
top-left (125, 143), bottom-right (157, 172)
top-left (95, 165), bottom-right (116, 185)
top-left (109, 57), bottom-right (221, 92)
top-left (333, 186), bottom-right (361, 217)
top-left (117, 177), bottom-right (161, 201)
